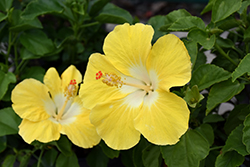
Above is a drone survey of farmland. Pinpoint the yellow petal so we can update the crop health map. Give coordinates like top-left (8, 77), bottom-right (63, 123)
top-left (79, 53), bottom-right (128, 109)
top-left (61, 65), bottom-right (82, 89)
top-left (11, 79), bottom-right (55, 121)
top-left (90, 99), bottom-right (141, 150)
top-left (19, 118), bottom-right (61, 144)
top-left (134, 90), bottom-right (190, 145)
top-left (44, 67), bottom-right (62, 98)
top-left (103, 23), bottom-right (154, 77)
top-left (60, 97), bottom-right (101, 148)
top-left (147, 34), bottom-right (191, 91)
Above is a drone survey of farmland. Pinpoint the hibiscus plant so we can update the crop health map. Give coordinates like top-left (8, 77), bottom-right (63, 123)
top-left (0, 0), bottom-right (250, 167)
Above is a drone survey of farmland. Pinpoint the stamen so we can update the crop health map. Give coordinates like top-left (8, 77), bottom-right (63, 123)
top-left (56, 79), bottom-right (77, 121)
top-left (95, 71), bottom-right (154, 92)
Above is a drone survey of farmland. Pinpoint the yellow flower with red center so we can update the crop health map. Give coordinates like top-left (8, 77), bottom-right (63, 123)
top-left (79, 23), bottom-right (192, 150)
top-left (11, 65), bottom-right (100, 148)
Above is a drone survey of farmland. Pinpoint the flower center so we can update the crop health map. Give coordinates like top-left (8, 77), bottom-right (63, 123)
top-left (96, 71), bottom-right (154, 93)
top-left (55, 79), bottom-right (77, 121)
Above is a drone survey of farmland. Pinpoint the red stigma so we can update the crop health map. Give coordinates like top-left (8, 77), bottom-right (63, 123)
top-left (70, 79), bottom-right (77, 85)
top-left (96, 71), bottom-right (103, 80)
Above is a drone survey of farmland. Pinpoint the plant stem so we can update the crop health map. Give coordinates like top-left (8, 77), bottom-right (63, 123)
top-left (79, 21), bottom-right (99, 28)
top-left (214, 44), bottom-right (238, 66)
top-left (37, 148), bottom-right (44, 167)
top-left (210, 146), bottom-right (223, 151)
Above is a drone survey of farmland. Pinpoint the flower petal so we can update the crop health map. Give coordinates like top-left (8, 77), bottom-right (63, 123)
top-left (60, 98), bottom-right (101, 148)
top-left (12, 79), bottom-right (55, 121)
top-left (103, 23), bottom-right (154, 77)
top-left (19, 118), bottom-right (61, 144)
top-left (134, 90), bottom-right (190, 145)
top-left (79, 53), bottom-right (129, 109)
top-left (61, 65), bottom-right (82, 89)
top-left (90, 99), bottom-right (141, 150)
top-left (147, 34), bottom-right (191, 91)
top-left (43, 67), bottom-right (62, 98)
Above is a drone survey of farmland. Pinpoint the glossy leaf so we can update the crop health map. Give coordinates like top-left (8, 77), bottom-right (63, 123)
top-left (0, 107), bottom-right (21, 136)
top-left (56, 152), bottom-right (79, 167)
top-left (20, 66), bottom-right (45, 82)
top-left (0, 0), bottom-right (13, 12)
top-left (19, 30), bottom-right (55, 56)
top-left (89, 0), bottom-right (110, 17)
top-left (43, 148), bottom-right (58, 167)
top-left (2, 155), bottom-right (16, 167)
top-left (243, 114), bottom-right (250, 154)
top-left (0, 13), bottom-right (7, 22)
top-left (201, 0), bottom-right (216, 15)
top-left (95, 3), bottom-right (133, 24)
top-left (206, 79), bottom-right (245, 114)
top-left (21, 0), bottom-right (64, 20)
top-left (222, 124), bottom-right (248, 156)
top-left (203, 114), bottom-right (224, 124)
top-left (215, 151), bottom-right (244, 167)
top-left (147, 15), bottom-right (166, 42)
top-left (183, 39), bottom-right (198, 68)
top-left (0, 136), bottom-right (7, 153)
top-left (232, 53), bottom-right (250, 82)
top-left (188, 28), bottom-right (216, 50)
top-left (86, 146), bottom-right (109, 167)
top-left (190, 64), bottom-right (231, 91)
top-left (212, 0), bottom-right (242, 23)
top-left (99, 140), bottom-right (119, 159)
top-left (193, 52), bottom-right (207, 72)
top-left (216, 37), bottom-right (234, 48)
top-left (142, 145), bottom-right (161, 167)
top-left (133, 137), bottom-right (150, 167)
top-left (20, 48), bottom-right (40, 60)
top-left (161, 128), bottom-right (210, 167)
top-left (238, 0), bottom-right (250, 14)
top-left (168, 16), bottom-right (205, 31)
top-left (54, 135), bottom-right (72, 156)
top-left (195, 124), bottom-right (214, 147)
top-left (0, 70), bottom-right (16, 100)
top-left (10, 10), bottom-right (42, 32)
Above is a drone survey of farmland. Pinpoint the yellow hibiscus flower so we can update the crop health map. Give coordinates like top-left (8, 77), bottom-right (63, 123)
top-left (11, 65), bottom-right (101, 148)
top-left (79, 23), bottom-right (191, 150)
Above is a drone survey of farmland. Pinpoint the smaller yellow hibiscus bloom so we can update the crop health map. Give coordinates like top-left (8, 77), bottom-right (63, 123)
top-left (11, 65), bottom-right (100, 148)
top-left (80, 23), bottom-right (191, 150)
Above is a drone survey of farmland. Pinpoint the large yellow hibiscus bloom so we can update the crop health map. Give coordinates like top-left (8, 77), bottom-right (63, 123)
top-left (11, 65), bottom-right (101, 148)
top-left (79, 23), bottom-right (191, 150)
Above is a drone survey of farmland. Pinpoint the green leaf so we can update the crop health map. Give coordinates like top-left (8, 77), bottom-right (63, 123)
top-left (121, 149), bottom-right (135, 167)
top-left (2, 155), bottom-right (16, 167)
top-left (184, 85), bottom-right (204, 108)
top-left (21, 0), bottom-right (64, 20)
top-left (43, 148), bottom-right (58, 167)
top-left (0, 0), bottom-right (13, 12)
top-left (238, 0), bottom-right (250, 14)
top-left (206, 79), bottom-right (245, 114)
top-left (160, 9), bottom-right (191, 31)
top-left (99, 140), bottom-right (119, 159)
top-left (19, 30), bottom-right (55, 56)
top-left (142, 145), bottom-right (161, 167)
top-left (0, 107), bottom-right (21, 136)
top-left (95, 3), bottom-right (133, 24)
top-left (9, 9), bottom-right (42, 32)
top-left (20, 66), bottom-right (45, 82)
top-left (195, 124), bottom-right (214, 147)
top-left (190, 64), bottom-right (231, 91)
top-left (232, 53), bottom-right (250, 82)
top-left (133, 137), bottom-right (150, 167)
top-left (212, 0), bottom-right (242, 23)
top-left (201, 0), bottom-right (216, 15)
top-left (244, 26), bottom-right (250, 42)
top-left (183, 40), bottom-right (198, 68)
top-left (89, 0), bottom-right (110, 17)
top-left (168, 16), bottom-right (205, 31)
top-left (188, 28), bottom-right (216, 50)
top-left (0, 13), bottom-right (7, 22)
top-left (54, 135), bottom-right (72, 156)
top-left (161, 128), bottom-right (210, 167)
top-left (193, 52), bottom-right (207, 72)
top-left (222, 124), bottom-right (248, 156)
top-left (0, 136), bottom-right (7, 153)
top-left (18, 150), bottom-right (32, 167)
top-left (147, 15), bottom-right (166, 42)
top-left (243, 114), bottom-right (250, 154)
top-left (224, 104), bottom-right (250, 135)
top-left (86, 146), bottom-right (109, 167)
top-left (20, 48), bottom-right (40, 60)
top-left (56, 152), bottom-right (79, 167)
top-left (203, 114), bottom-right (224, 124)
top-left (215, 151), bottom-right (244, 167)
top-left (216, 37), bottom-right (234, 48)
top-left (0, 70), bottom-right (16, 100)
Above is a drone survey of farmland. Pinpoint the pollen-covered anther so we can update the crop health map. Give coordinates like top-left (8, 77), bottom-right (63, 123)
top-left (64, 79), bottom-right (77, 99)
top-left (96, 71), bottom-right (124, 88)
